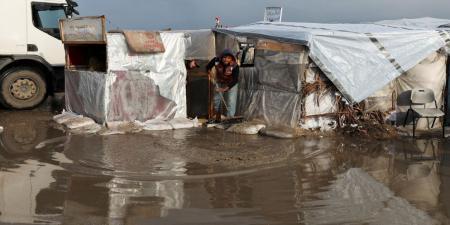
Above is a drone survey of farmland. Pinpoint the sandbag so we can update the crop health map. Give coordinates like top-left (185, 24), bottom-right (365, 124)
top-left (138, 119), bottom-right (173, 131)
top-left (260, 127), bottom-right (299, 139)
top-left (54, 111), bottom-right (101, 134)
top-left (71, 123), bottom-right (102, 135)
top-left (226, 122), bottom-right (266, 135)
top-left (53, 112), bottom-right (82, 124)
top-left (100, 121), bottom-right (143, 135)
top-left (64, 117), bottom-right (96, 129)
top-left (168, 118), bottom-right (199, 129)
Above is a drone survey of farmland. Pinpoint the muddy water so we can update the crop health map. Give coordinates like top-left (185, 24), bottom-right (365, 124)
top-left (0, 111), bottom-right (449, 225)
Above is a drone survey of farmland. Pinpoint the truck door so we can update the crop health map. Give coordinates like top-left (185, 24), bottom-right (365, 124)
top-left (26, 1), bottom-right (66, 66)
top-left (0, 0), bottom-right (27, 55)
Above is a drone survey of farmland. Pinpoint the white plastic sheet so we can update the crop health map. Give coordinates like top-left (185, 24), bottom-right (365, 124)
top-left (65, 70), bottom-right (108, 122)
top-left (375, 17), bottom-right (450, 30)
top-left (65, 32), bottom-right (189, 123)
top-left (108, 32), bottom-right (188, 118)
top-left (181, 29), bottom-right (216, 60)
top-left (364, 81), bottom-right (395, 112)
top-left (219, 18), bottom-right (450, 103)
top-left (237, 49), bottom-right (307, 127)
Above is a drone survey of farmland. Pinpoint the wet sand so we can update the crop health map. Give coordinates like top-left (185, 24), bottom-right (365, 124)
top-left (0, 110), bottom-right (449, 225)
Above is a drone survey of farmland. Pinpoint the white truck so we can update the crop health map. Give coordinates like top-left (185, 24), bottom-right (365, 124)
top-left (0, 0), bottom-right (78, 109)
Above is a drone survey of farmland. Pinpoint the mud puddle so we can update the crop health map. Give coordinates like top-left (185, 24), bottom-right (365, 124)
top-left (0, 111), bottom-right (449, 225)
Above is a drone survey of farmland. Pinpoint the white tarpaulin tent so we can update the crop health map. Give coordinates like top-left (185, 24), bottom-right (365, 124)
top-left (65, 32), bottom-right (189, 123)
top-left (218, 17), bottom-right (450, 103)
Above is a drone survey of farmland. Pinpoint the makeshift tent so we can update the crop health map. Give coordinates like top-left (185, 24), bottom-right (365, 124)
top-left (215, 17), bottom-right (450, 129)
top-left (63, 21), bottom-right (189, 123)
top-left (217, 18), bottom-right (450, 103)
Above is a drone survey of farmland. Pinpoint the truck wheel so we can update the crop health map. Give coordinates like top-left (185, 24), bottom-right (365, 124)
top-left (0, 67), bottom-right (47, 109)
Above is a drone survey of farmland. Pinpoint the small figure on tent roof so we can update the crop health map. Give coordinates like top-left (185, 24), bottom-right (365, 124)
top-left (206, 49), bottom-right (240, 121)
top-left (215, 16), bottom-right (223, 28)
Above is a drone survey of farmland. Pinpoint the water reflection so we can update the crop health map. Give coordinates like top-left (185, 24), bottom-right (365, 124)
top-left (0, 112), bottom-right (67, 224)
top-left (0, 159), bottom-right (65, 224)
top-left (107, 178), bottom-right (184, 223)
top-left (392, 139), bottom-right (441, 210)
top-left (0, 111), bottom-right (449, 224)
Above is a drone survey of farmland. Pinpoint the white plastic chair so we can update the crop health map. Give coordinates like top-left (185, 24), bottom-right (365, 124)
top-left (403, 88), bottom-right (445, 138)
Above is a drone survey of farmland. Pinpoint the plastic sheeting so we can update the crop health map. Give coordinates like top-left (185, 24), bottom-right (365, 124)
top-left (214, 32), bottom-right (241, 57)
top-left (66, 70), bottom-right (179, 123)
top-left (107, 71), bottom-right (178, 122)
top-left (181, 29), bottom-right (216, 60)
top-left (375, 17), bottom-right (450, 30)
top-left (65, 70), bottom-right (108, 122)
top-left (301, 64), bottom-right (338, 131)
top-left (65, 32), bottom-right (188, 123)
top-left (218, 18), bottom-right (450, 103)
top-left (108, 32), bottom-right (188, 119)
top-left (364, 81), bottom-right (395, 113)
top-left (303, 65), bottom-right (338, 116)
top-left (238, 49), bottom-right (308, 127)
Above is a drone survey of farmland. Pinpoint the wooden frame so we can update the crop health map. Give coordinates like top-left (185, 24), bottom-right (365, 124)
top-left (59, 16), bottom-right (107, 44)
top-left (257, 39), bottom-right (305, 53)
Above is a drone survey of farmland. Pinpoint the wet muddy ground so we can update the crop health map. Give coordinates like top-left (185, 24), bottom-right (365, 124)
top-left (0, 108), bottom-right (449, 225)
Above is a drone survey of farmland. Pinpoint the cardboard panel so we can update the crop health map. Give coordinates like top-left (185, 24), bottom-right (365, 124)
top-left (123, 31), bottom-right (165, 54)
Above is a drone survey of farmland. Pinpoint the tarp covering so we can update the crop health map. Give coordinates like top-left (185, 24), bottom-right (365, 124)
top-left (238, 49), bottom-right (308, 127)
top-left (181, 29), bottom-right (216, 60)
top-left (66, 32), bottom-right (188, 123)
top-left (108, 32), bottom-right (188, 119)
top-left (375, 17), bottom-right (450, 30)
top-left (66, 70), bottom-right (179, 123)
top-left (301, 64), bottom-right (338, 131)
top-left (364, 81), bottom-right (395, 113)
top-left (65, 70), bottom-right (108, 122)
top-left (107, 71), bottom-right (177, 122)
top-left (217, 17), bottom-right (450, 103)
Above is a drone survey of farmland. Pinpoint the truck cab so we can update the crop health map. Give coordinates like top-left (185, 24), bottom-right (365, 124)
top-left (0, 0), bottom-right (77, 109)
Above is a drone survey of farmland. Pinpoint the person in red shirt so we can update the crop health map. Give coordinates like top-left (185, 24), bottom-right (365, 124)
top-left (206, 49), bottom-right (240, 118)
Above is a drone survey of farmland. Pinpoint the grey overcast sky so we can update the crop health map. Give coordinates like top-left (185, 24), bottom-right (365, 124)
top-left (76, 0), bottom-right (450, 30)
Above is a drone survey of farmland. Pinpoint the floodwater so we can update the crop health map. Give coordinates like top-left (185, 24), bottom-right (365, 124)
top-left (0, 111), bottom-right (449, 225)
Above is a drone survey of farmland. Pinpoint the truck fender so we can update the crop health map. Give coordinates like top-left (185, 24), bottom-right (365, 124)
top-left (0, 55), bottom-right (56, 74)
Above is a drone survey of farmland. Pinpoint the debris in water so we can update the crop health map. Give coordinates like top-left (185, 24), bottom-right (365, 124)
top-left (35, 136), bottom-right (67, 149)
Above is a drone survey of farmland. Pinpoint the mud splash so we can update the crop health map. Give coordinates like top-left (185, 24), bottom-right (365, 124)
top-left (0, 111), bottom-right (449, 225)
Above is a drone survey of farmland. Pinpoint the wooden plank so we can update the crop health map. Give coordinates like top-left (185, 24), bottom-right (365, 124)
top-left (256, 39), bottom-right (305, 53)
